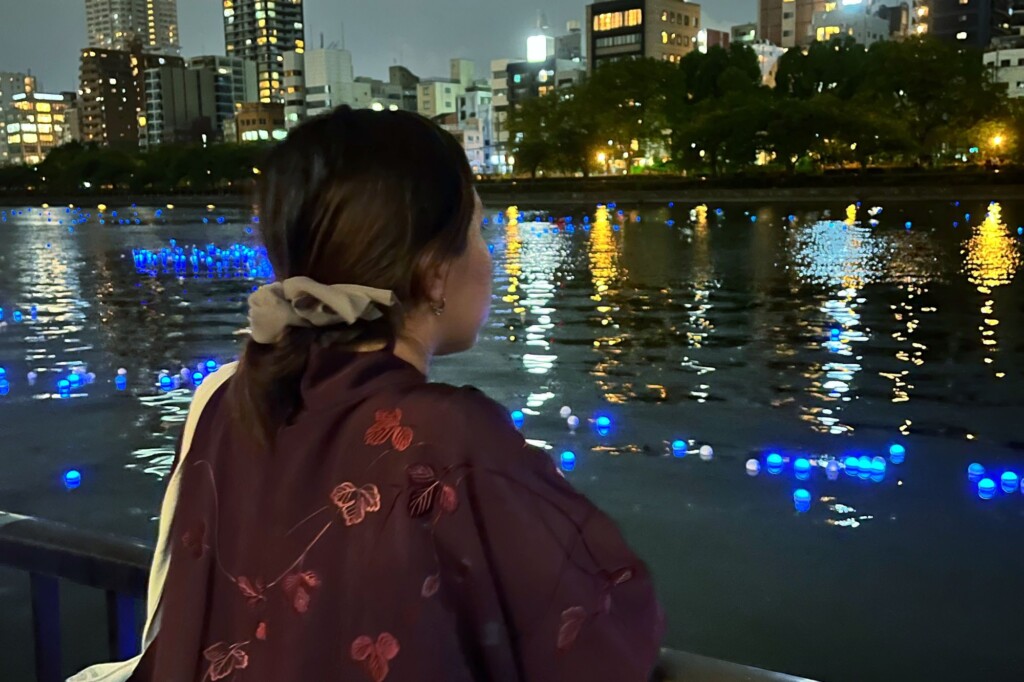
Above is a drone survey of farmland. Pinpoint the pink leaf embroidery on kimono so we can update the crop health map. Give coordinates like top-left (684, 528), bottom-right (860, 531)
top-left (331, 482), bottom-right (382, 527)
top-left (255, 622), bottom-right (267, 641)
top-left (283, 570), bottom-right (321, 614)
top-left (351, 633), bottom-right (400, 682)
top-left (421, 573), bottom-right (440, 598)
top-left (203, 641), bottom-right (249, 681)
top-left (236, 576), bottom-right (266, 608)
top-left (440, 484), bottom-right (459, 513)
top-left (407, 464), bottom-right (439, 518)
top-left (181, 520), bottom-right (206, 559)
top-left (557, 606), bottom-right (588, 653)
top-left (365, 409), bottom-right (414, 451)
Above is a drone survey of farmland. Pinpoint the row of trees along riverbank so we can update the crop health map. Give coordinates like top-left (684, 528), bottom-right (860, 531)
top-left (0, 36), bottom-right (1021, 195)
top-left (508, 36), bottom-right (1023, 178)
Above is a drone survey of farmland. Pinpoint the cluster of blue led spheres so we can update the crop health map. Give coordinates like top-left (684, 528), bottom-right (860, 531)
top-left (968, 463), bottom-right (1022, 500)
top-left (746, 444), bottom-right (908, 512)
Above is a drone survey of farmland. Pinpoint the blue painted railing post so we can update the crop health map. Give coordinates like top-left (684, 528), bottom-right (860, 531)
top-left (30, 572), bottom-right (61, 682)
top-left (106, 591), bottom-right (141, 660)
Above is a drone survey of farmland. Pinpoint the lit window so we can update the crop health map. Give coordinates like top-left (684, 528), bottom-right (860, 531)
top-left (662, 31), bottom-right (669, 44)
top-left (956, 31), bottom-right (968, 39)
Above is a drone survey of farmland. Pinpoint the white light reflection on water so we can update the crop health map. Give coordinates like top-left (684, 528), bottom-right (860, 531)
top-left (789, 207), bottom-right (885, 435)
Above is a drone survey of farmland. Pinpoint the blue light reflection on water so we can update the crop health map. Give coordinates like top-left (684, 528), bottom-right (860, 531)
top-left (0, 200), bottom-right (1022, 681)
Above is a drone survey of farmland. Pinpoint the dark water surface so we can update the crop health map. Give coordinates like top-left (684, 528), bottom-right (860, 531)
top-left (0, 199), bottom-right (1022, 681)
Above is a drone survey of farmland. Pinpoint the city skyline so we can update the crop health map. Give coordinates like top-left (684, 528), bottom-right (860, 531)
top-left (0, 0), bottom-right (752, 92)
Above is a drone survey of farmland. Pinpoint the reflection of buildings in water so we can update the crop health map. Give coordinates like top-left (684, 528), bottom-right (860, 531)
top-left (788, 211), bottom-right (881, 435)
top-left (12, 209), bottom-right (87, 385)
top-left (494, 205), bottom-right (564, 414)
top-left (963, 202), bottom-right (1021, 377)
top-left (588, 205), bottom-right (632, 404)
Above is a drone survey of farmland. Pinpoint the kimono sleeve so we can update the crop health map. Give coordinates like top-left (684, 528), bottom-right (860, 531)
top-left (435, 388), bottom-right (665, 682)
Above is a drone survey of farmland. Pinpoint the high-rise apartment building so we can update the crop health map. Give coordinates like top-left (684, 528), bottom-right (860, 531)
top-left (587, 0), bottom-right (702, 70)
top-left (223, 0), bottom-right (306, 103)
top-left (85, 0), bottom-right (180, 54)
top-left (78, 47), bottom-right (183, 146)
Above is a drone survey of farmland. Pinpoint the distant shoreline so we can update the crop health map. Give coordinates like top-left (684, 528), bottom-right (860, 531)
top-left (2, 174), bottom-right (1021, 209)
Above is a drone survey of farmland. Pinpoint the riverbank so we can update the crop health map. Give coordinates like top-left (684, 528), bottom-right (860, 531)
top-left (2, 169), bottom-right (1021, 208)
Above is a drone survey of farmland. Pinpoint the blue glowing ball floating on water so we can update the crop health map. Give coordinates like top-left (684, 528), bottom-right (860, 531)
top-left (1000, 471), bottom-right (1019, 494)
top-left (766, 452), bottom-right (784, 475)
top-left (0, 380), bottom-right (9, 396)
top-left (794, 458), bottom-right (811, 480)
top-left (967, 462), bottom-right (985, 481)
top-left (830, 328), bottom-right (841, 339)
top-left (671, 440), bottom-right (686, 458)
top-left (115, 375), bottom-right (127, 391)
top-left (977, 478), bottom-right (996, 500)
top-left (0, 368), bottom-right (5, 379)
top-left (858, 455), bottom-right (872, 479)
top-left (793, 489), bottom-right (811, 513)
top-left (746, 459), bottom-right (761, 476)
top-left (63, 469), bottom-right (82, 490)
top-left (159, 375), bottom-right (173, 391)
top-left (205, 360), bottom-right (219, 373)
top-left (510, 410), bottom-right (525, 429)
top-left (192, 371), bottom-right (204, 387)
top-left (889, 444), bottom-right (906, 464)
top-left (560, 451), bottom-right (576, 472)
top-left (844, 456), bottom-right (859, 476)
top-left (595, 415), bottom-right (612, 436)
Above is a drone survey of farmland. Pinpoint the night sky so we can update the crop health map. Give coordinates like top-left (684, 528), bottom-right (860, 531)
top-left (0, 0), bottom-right (755, 93)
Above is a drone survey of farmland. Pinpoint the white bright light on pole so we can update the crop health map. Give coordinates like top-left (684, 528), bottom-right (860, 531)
top-left (528, 35), bottom-right (548, 63)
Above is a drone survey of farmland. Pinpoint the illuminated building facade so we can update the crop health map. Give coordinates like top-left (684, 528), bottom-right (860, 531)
top-left (78, 48), bottom-right (183, 146)
top-left (188, 55), bottom-right (258, 130)
top-left (228, 101), bottom-right (285, 142)
top-left (587, 0), bottom-right (702, 71)
top-left (0, 72), bottom-right (37, 163)
top-left (918, 0), bottom-right (1009, 46)
top-left (223, 0), bottom-right (305, 103)
top-left (85, 0), bottom-right (180, 55)
top-left (3, 92), bottom-right (71, 165)
top-left (811, 4), bottom-right (894, 44)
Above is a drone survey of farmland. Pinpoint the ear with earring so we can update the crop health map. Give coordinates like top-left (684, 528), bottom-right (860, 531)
top-left (430, 297), bottom-right (446, 316)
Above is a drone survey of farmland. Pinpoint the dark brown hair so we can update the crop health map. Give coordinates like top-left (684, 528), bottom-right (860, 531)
top-left (231, 106), bottom-right (476, 445)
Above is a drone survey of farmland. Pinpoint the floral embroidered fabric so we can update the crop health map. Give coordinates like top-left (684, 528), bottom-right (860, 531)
top-left (128, 348), bottom-right (663, 681)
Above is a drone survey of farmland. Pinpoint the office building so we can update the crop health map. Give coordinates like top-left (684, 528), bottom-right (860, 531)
top-left (389, 66), bottom-right (421, 112)
top-left (3, 92), bottom-right (72, 165)
top-left (188, 55), bottom-right (258, 132)
top-left (506, 59), bottom-right (586, 107)
top-left (141, 63), bottom-right (225, 146)
top-left (458, 86), bottom-right (492, 174)
top-left (920, 0), bottom-right (1009, 46)
top-left (78, 47), bottom-right (183, 146)
top-left (812, 3), bottom-right (894, 44)
top-left (489, 58), bottom-right (522, 175)
top-left (731, 21), bottom-right (758, 42)
top-left (587, 0), bottom-right (702, 70)
top-left (759, 0), bottom-right (827, 47)
top-left (556, 21), bottom-right (586, 60)
top-left (698, 28), bottom-right (731, 51)
top-left (280, 48), bottom-right (377, 126)
top-left (223, 0), bottom-right (306, 103)
top-left (985, 31), bottom-right (1024, 97)
top-left (1, 73), bottom-right (37, 164)
top-left (85, 0), bottom-right (180, 55)
top-left (227, 101), bottom-right (285, 142)
top-left (417, 60), bottom-right (475, 119)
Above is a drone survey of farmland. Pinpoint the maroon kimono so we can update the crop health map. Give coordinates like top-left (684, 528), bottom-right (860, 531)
top-left (134, 347), bottom-right (664, 681)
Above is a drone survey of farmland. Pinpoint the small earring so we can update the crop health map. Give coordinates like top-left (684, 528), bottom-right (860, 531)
top-left (431, 297), bottom-right (446, 316)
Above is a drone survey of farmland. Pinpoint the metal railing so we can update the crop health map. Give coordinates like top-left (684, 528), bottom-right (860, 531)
top-left (0, 510), bottom-right (817, 682)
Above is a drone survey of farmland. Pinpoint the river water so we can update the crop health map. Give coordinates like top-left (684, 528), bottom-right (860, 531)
top-left (0, 199), bottom-right (1022, 681)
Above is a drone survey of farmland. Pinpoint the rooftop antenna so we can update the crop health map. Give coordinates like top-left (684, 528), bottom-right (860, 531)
top-left (320, 32), bottom-right (325, 49)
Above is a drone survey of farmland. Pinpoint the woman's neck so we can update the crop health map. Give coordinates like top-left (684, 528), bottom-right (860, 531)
top-left (392, 334), bottom-right (432, 376)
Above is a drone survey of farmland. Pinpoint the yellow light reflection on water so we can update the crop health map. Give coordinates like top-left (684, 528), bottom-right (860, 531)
top-left (963, 202), bottom-right (1021, 374)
